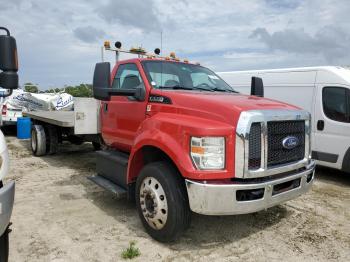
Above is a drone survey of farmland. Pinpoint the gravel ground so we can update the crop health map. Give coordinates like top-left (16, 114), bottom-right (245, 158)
top-left (2, 134), bottom-right (350, 262)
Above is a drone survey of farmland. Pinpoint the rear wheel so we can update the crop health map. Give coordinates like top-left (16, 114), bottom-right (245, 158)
top-left (47, 125), bottom-right (58, 155)
top-left (135, 162), bottom-right (191, 242)
top-left (31, 125), bottom-right (46, 156)
top-left (0, 229), bottom-right (9, 262)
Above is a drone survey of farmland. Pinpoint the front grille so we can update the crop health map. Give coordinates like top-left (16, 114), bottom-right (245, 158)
top-left (248, 123), bottom-right (261, 169)
top-left (267, 120), bottom-right (305, 167)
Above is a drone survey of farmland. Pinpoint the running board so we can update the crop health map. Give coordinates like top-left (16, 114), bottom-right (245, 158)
top-left (88, 175), bottom-right (127, 199)
top-left (96, 150), bottom-right (129, 188)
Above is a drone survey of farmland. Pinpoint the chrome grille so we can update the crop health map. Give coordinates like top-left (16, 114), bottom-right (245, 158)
top-left (267, 120), bottom-right (305, 167)
top-left (248, 123), bottom-right (261, 169)
top-left (235, 110), bottom-right (310, 179)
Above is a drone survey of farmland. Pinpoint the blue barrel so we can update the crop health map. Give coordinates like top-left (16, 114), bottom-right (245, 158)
top-left (17, 117), bottom-right (32, 139)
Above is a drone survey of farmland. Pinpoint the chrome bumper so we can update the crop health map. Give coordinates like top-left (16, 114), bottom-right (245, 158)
top-left (185, 161), bottom-right (315, 215)
top-left (0, 180), bottom-right (15, 236)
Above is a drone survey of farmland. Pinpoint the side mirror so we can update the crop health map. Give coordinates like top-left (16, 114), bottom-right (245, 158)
top-left (0, 27), bottom-right (18, 90)
top-left (93, 62), bottom-right (142, 101)
top-left (251, 76), bottom-right (264, 97)
top-left (93, 62), bottom-right (111, 101)
top-left (0, 71), bottom-right (18, 89)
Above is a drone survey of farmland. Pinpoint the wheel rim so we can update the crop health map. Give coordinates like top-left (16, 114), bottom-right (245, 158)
top-left (31, 129), bottom-right (37, 152)
top-left (139, 177), bottom-right (168, 230)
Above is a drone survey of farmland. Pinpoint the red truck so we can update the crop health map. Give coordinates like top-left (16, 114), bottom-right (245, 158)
top-left (92, 42), bottom-right (316, 241)
top-left (27, 42), bottom-right (315, 242)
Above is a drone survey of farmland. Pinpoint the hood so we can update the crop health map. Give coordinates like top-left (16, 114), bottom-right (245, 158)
top-left (150, 90), bottom-right (300, 125)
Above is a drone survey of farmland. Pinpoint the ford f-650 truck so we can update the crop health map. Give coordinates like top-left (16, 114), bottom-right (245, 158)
top-left (27, 42), bottom-right (315, 242)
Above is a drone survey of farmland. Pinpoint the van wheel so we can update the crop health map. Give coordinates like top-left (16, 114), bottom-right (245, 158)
top-left (47, 125), bottom-right (58, 155)
top-left (31, 125), bottom-right (46, 156)
top-left (0, 229), bottom-right (9, 262)
top-left (135, 162), bottom-right (191, 242)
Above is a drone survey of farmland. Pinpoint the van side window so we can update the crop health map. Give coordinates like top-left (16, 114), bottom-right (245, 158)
top-left (322, 87), bottom-right (350, 123)
top-left (112, 63), bottom-right (143, 90)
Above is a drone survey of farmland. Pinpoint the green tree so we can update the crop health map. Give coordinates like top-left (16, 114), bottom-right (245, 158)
top-left (24, 83), bottom-right (39, 93)
top-left (44, 84), bottom-right (92, 97)
top-left (65, 84), bottom-right (92, 97)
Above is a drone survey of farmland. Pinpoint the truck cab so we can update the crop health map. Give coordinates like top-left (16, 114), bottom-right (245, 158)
top-left (92, 43), bottom-right (315, 242)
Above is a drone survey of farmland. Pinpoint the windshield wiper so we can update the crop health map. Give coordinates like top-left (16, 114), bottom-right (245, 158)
top-left (159, 85), bottom-right (194, 90)
top-left (160, 85), bottom-right (212, 91)
top-left (159, 85), bottom-right (236, 93)
top-left (211, 87), bottom-right (237, 93)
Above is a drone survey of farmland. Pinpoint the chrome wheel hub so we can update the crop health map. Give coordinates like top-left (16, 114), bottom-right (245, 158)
top-left (139, 177), bottom-right (168, 230)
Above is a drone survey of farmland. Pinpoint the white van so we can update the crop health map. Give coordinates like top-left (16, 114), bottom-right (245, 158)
top-left (218, 66), bottom-right (350, 173)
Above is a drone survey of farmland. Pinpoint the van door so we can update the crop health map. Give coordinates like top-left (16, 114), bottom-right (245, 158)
top-left (313, 84), bottom-right (350, 170)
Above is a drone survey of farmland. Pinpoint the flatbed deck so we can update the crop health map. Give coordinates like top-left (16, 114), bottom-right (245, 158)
top-left (23, 111), bottom-right (74, 127)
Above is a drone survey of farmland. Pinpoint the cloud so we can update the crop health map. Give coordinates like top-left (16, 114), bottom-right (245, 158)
top-left (73, 26), bottom-right (105, 43)
top-left (0, 0), bottom-right (349, 88)
top-left (96, 0), bottom-right (161, 31)
top-left (264, 0), bottom-right (301, 10)
top-left (250, 26), bottom-right (350, 62)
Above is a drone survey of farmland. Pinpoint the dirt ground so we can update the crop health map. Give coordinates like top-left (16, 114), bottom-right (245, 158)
top-left (2, 133), bottom-right (350, 261)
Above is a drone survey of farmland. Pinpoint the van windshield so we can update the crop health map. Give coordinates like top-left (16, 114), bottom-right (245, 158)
top-left (142, 61), bottom-right (236, 93)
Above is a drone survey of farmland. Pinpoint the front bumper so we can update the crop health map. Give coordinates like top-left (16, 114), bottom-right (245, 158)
top-left (0, 181), bottom-right (15, 236)
top-left (185, 161), bottom-right (315, 215)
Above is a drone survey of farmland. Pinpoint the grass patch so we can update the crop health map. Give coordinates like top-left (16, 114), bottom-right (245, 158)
top-left (121, 241), bottom-right (141, 259)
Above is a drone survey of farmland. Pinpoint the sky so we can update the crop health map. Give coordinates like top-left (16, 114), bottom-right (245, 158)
top-left (1, 0), bottom-right (350, 89)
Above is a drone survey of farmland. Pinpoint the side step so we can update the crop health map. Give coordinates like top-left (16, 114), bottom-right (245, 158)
top-left (88, 175), bottom-right (127, 199)
top-left (96, 150), bottom-right (129, 188)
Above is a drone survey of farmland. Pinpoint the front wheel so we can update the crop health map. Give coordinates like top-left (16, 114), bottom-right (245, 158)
top-left (135, 162), bottom-right (191, 242)
top-left (0, 229), bottom-right (9, 262)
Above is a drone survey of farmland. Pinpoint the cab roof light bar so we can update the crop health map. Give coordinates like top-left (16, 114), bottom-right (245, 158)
top-left (102, 40), bottom-right (191, 64)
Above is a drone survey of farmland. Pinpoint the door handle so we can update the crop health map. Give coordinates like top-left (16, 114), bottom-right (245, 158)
top-left (103, 103), bottom-right (108, 113)
top-left (317, 120), bottom-right (324, 131)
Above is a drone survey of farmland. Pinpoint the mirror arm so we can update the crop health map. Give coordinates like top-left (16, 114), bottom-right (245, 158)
top-left (108, 88), bottom-right (136, 96)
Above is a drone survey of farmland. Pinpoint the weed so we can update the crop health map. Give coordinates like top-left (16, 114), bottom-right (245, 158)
top-left (121, 241), bottom-right (141, 259)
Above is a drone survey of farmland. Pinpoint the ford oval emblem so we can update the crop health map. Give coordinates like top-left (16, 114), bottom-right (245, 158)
top-left (282, 136), bottom-right (299, 149)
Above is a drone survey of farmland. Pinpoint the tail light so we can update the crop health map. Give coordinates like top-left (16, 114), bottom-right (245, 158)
top-left (2, 104), bottom-right (7, 115)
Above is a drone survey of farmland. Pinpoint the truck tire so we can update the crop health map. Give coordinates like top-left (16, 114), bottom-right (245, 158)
top-left (47, 125), bottom-right (58, 155)
top-left (0, 229), bottom-right (9, 262)
top-left (135, 162), bottom-right (191, 242)
top-left (31, 125), bottom-right (46, 156)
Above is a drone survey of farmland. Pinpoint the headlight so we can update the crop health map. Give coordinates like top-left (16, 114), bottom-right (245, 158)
top-left (190, 137), bottom-right (225, 170)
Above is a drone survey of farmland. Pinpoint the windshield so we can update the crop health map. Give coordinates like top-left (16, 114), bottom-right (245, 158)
top-left (142, 61), bottom-right (236, 92)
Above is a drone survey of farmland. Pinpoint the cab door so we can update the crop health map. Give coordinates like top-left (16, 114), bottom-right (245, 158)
top-left (313, 84), bottom-right (350, 169)
top-left (101, 62), bottom-right (148, 151)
